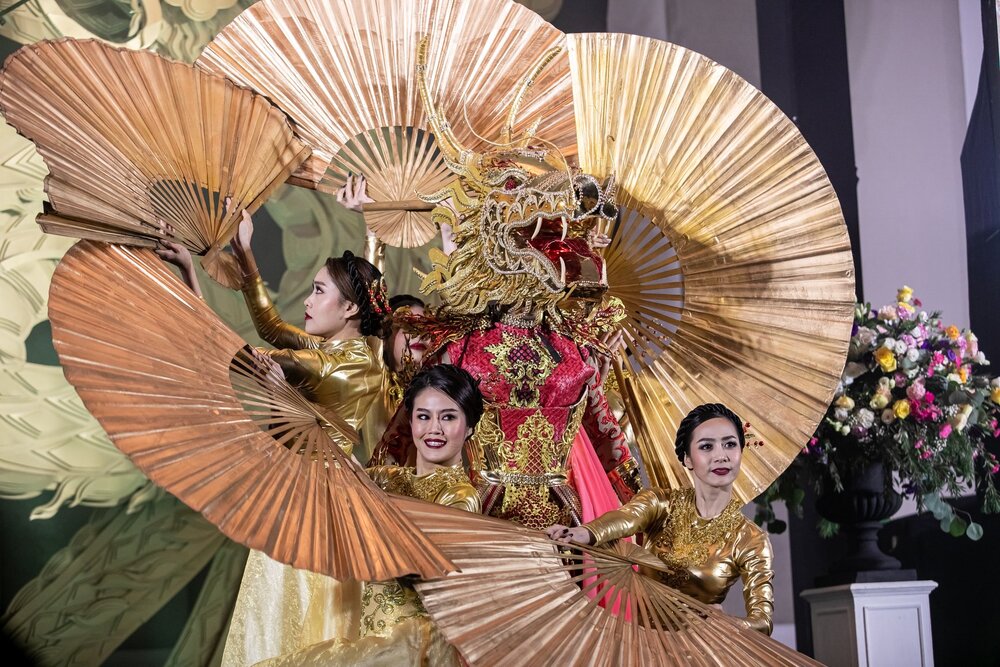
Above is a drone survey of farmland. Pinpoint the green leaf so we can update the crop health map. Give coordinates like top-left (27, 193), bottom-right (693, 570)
top-left (922, 491), bottom-right (940, 509)
top-left (940, 517), bottom-right (952, 532)
top-left (966, 522), bottom-right (984, 541)
top-left (949, 517), bottom-right (968, 537)
top-left (792, 488), bottom-right (806, 506)
top-left (931, 502), bottom-right (951, 521)
top-left (818, 518), bottom-right (839, 538)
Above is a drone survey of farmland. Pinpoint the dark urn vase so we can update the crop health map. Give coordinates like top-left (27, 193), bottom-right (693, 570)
top-left (815, 461), bottom-right (906, 577)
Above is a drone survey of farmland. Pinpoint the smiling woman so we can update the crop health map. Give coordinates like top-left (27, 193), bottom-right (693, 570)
top-left (547, 403), bottom-right (776, 635)
top-left (253, 364), bottom-right (484, 667)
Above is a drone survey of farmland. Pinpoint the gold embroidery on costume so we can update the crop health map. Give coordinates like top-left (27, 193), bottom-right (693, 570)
top-left (360, 465), bottom-right (480, 637)
top-left (360, 581), bottom-right (425, 638)
top-left (485, 332), bottom-right (556, 407)
top-left (656, 490), bottom-right (744, 588)
top-left (477, 400), bottom-right (586, 529)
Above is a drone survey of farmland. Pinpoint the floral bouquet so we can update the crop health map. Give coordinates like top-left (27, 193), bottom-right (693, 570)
top-left (756, 286), bottom-right (1000, 539)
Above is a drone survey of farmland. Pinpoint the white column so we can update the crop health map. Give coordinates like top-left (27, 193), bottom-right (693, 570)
top-left (801, 581), bottom-right (938, 667)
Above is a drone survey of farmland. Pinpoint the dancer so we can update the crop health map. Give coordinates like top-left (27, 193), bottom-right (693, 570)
top-left (547, 403), bottom-right (775, 635)
top-left (257, 364), bottom-right (483, 667)
top-left (369, 44), bottom-right (642, 530)
top-left (158, 210), bottom-right (393, 664)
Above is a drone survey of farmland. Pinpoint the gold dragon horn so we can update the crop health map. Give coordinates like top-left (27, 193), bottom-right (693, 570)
top-left (500, 45), bottom-right (563, 146)
top-left (416, 35), bottom-right (470, 164)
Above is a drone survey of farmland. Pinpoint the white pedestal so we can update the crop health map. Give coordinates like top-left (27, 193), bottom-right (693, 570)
top-left (801, 581), bottom-right (937, 667)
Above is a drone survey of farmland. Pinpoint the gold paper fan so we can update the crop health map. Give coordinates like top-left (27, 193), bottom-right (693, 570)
top-left (566, 34), bottom-right (856, 502)
top-left (0, 39), bottom-right (311, 289)
top-left (47, 240), bottom-right (454, 582)
top-left (396, 495), bottom-right (819, 666)
top-left (197, 0), bottom-right (575, 247)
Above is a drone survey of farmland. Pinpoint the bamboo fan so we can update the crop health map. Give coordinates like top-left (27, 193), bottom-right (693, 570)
top-left (198, 0), bottom-right (575, 247)
top-left (561, 33), bottom-right (855, 502)
top-left (47, 240), bottom-right (454, 582)
top-left (0, 39), bottom-right (311, 289)
top-left (396, 496), bottom-right (819, 667)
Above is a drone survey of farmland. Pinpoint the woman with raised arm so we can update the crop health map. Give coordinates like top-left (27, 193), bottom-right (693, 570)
top-left (203, 209), bottom-right (394, 666)
top-left (547, 403), bottom-right (775, 635)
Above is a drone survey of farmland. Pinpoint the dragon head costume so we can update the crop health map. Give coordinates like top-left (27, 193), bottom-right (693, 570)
top-left (415, 39), bottom-right (620, 321)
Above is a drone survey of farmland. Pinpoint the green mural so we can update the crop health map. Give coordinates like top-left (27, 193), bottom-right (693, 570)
top-left (0, 0), bottom-right (552, 663)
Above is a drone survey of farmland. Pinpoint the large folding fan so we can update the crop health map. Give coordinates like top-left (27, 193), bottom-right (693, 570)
top-left (47, 240), bottom-right (454, 582)
top-left (397, 495), bottom-right (820, 666)
top-left (554, 34), bottom-right (857, 502)
top-left (0, 39), bottom-right (311, 289)
top-left (198, 0), bottom-right (576, 247)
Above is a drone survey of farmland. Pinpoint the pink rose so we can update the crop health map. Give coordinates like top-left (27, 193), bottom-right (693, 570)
top-left (907, 382), bottom-right (926, 401)
top-left (939, 424), bottom-right (953, 439)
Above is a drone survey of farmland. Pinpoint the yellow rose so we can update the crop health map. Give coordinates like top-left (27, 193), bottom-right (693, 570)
top-left (869, 392), bottom-right (890, 410)
top-left (897, 286), bottom-right (914, 304)
top-left (950, 404), bottom-right (973, 432)
top-left (893, 399), bottom-right (911, 420)
top-left (945, 325), bottom-right (961, 341)
top-left (992, 387), bottom-right (1000, 405)
top-left (897, 301), bottom-right (915, 313)
top-left (834, 395), bottom-right (855, 410)
top-left (874, 347), bottom-right (897, 373)
top-left (959, 367), bottom-right (969, 384)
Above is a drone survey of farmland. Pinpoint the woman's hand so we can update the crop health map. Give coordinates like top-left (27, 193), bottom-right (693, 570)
top-left (336, 173), bottom-right (374, 212)
top-left (154, 239), bottom-right (193, 271)
top-left (225, 197), bottom-right (257, 277)
top-left (546, 524), bottom-right (592, 545)
top-left (154, 221), bottom-right (202, 297)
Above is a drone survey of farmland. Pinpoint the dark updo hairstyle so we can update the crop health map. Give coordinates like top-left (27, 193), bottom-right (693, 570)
top-left (382, 295), bottom-right (426, 368)
top-left (403, 364), bottom-right (484, 432)
top-left (674, 403), bottom-right (745, 463)
top-left (389, 294), bottom-right (425, 311)
top-left (324, 251), bottom-right (391, 339)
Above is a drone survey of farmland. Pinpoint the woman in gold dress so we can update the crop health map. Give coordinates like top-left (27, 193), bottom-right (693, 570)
top-left (222, 211), bottom-right (394, 665)
top-left (547, 403), bottom-right (775, 635)
top-left (158, 210), bottom-right (393, 664)
top-left (257, 363), bottom-right (483, 667)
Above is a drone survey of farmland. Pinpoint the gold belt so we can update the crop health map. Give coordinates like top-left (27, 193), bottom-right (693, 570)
top-left (479, 470), bottom-right (568, 486)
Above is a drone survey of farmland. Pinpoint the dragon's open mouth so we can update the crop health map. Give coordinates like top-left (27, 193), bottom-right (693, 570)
top-left (513, 214), bottom-right (606, 293)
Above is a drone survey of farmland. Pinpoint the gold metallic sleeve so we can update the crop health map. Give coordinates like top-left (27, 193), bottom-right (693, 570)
top-left (366, 465), bottom-right (402, 491)
top-left (582, 487), bottom-right (670, 545)
top-left (243, 272), bottom-right (323, 350)
top-left (259, 347), bottom-right (329, 394)
top-left (435, 483), bottom-right (482, 514)
top-left (734, 524), bottom-right (775, 635)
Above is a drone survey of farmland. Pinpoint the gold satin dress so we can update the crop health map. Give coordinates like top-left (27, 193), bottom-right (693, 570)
top-left (222, 273), bottom-right (384, 667)
top-left (253, 464), bottom-right (480, 667)
top-left (583, 487), bottom-right (775, 635)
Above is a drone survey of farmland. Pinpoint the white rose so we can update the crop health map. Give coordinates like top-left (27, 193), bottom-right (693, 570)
top-left (882, 338), bottom-right (896, 349)
top-left (834, 407), bottom-right (850, 422)
top-left (857, 408), bottom-right (876, 428)
top-left (894, 340), bottom-right (907, 355)
top-left (855, 327), bottom-right (877, 348)
top-left (906, 348), bottom-right (920, 362)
